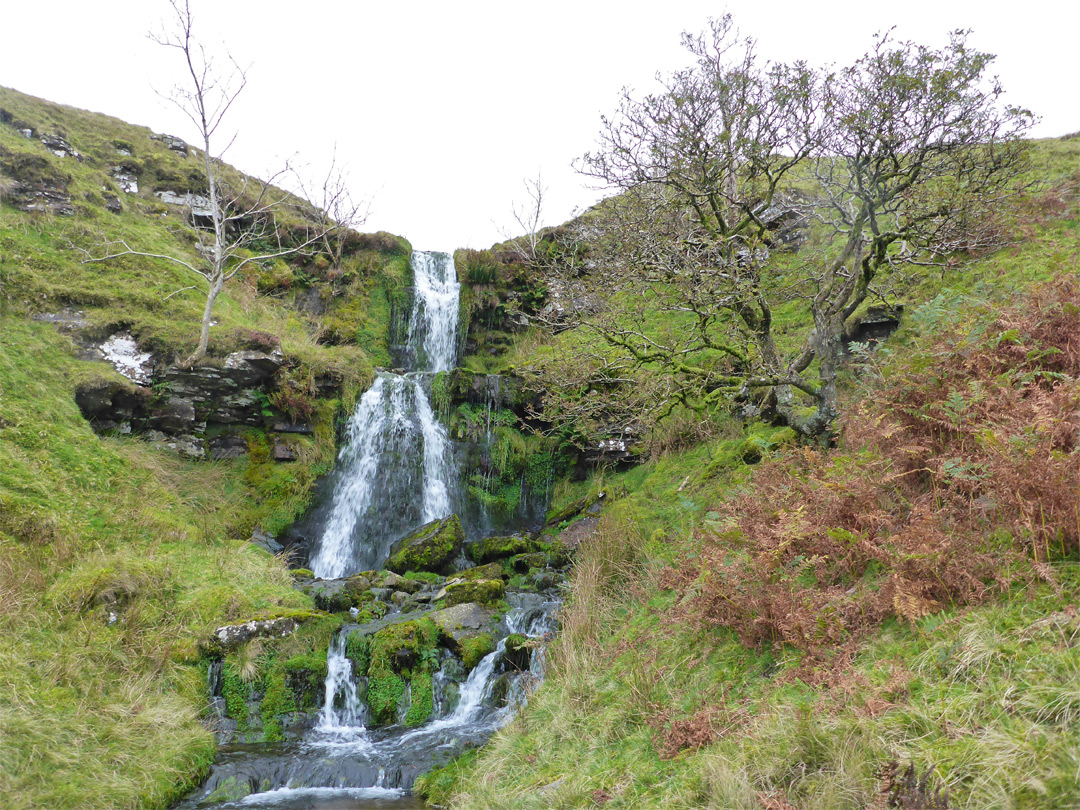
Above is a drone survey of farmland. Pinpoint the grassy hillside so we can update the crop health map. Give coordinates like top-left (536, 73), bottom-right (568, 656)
top-left (0, 86), bottom-right (410, 808)
top-left (418, 136), bottom-right (1080, 809)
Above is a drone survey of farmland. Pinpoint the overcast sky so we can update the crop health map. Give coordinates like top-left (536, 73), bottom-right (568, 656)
top-left (3, 1), bottom-right (1076, 251)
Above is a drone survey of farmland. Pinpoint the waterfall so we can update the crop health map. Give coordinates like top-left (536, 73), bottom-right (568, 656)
top-left (407, 251), bottom-right (460, 373)
top-left (315, 633), bottom-right (369, 744)
top-left (310, 250), bottom-right (460, 579)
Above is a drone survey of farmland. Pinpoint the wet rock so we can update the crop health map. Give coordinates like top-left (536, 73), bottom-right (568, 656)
top-left (428, 602), bottom-right (498, 646)
top-left (385, 514), bottom-right (464, 575)
top-left (502, 633), bottom-right (532, 672)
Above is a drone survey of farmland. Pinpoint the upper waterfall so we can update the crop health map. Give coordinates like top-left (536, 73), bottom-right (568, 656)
top-left (308, 250), bottom-right (461, 580)
top-left (407, 251), bottom-right (460, 373)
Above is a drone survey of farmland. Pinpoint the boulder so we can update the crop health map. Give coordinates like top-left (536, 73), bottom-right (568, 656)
top-left (427, 602), bottom-right (498, 644)
top-left (385, 514), bottom-right (463, 575)
top-left (437, 578), bottom-right (505, 607)
top-left (465, 533), bottom-right (535, 564)
top-left (453, 562), bottom-right (506, 581)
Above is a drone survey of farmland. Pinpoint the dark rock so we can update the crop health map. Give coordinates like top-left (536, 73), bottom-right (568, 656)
top-left (209, 435), bottom-right (248, 460)
top-left (502, 633), bottom-right (532, 672)
top-left (8, 181), bottom-right (74, 215)
top-left (40, 133), bottom-right (80, 159)
top-left (250, 527), bottom-right (283, 554)
top-left (272, 441), bottom-right (297, 462)
top-left (155, 396), bottom-right (196, 432)
top-left (151, 133), bottom-right (189, 155)
top-left (844, 305), bottom-right (903, 352)
top-left (385, 514), bottom-right (464, 575)
top-left (454, 562), bottom-right (507, 581)
top-left (272, 422), bottom-right (314, 435)
top-left (104, 195), bottom-right (122, 213)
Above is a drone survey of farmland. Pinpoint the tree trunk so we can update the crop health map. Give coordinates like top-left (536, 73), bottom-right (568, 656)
top-left (182, 275), bottom-right (222, 368)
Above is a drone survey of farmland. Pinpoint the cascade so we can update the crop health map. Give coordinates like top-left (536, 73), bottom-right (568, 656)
top-left (310, 251), bottom-right (459, 579)
top-left (183, 252), bottom-right (563, 809)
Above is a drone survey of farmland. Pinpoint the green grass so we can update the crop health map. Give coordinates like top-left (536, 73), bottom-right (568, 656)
top-left (0, 86), bottom-right (417, 808)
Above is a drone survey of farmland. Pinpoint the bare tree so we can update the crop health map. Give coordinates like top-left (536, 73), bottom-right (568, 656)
top-left (499, 173), bottom-right (547, 266)
top-left (543, 19), bottom-right (1031, 441)
top-left (83, 0), bottom-right (353, 367)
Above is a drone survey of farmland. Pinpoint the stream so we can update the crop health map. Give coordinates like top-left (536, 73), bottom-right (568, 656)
top-left (178, 251), bottom-right (560, 809)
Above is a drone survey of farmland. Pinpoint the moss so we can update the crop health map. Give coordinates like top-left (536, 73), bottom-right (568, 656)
top-left (454, 562), bottom-right (506, 581)
top-left (403, 671), bottom-right (434, 726)
top-left (364, 618), bottom-right (441, 726)
top-left (459, 633), bottom-right (495, 670)
top-left (366, 674), bottom-right (406, 726)
top-left (442, 578), bottom-right (505, 607)
top-left (220, 661), bottom-right (249, 735)
top-left (413, 748), bottom-right (481, 804)
top-left (344, 631), bottom-right (371, 674)
top-left (465, 534), bottom-right (535, 564)
top-left (403, 570), bottom-right (443, 585)
top-left (385, 514), bottom-right (463, 574)
top-left (281, 652), bottom-right (327, 711)
top-left (259, 669), bottom-right (296, 742)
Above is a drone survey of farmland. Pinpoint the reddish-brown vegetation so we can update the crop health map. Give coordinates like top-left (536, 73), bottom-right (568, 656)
top-left (665, 279), bottom-right (1080, 656)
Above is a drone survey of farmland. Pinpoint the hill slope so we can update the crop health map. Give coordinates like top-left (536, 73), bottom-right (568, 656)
top-left (0, 86), bottom-right (410, 808)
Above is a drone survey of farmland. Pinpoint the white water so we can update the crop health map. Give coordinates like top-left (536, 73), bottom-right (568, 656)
top-left (310, 250), bottom-right (461, 579)
top-left (407, 251), bottom-right (460, 373)
top-left (315, 634), bottom-right (369, 745)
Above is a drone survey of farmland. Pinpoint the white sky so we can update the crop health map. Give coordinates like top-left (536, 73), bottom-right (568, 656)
top-left (3, 1), bottom-right (1076, 251)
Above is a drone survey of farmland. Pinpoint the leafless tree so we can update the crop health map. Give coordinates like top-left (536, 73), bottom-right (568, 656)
top-left (83, 0), bottom-right (356, 367)
top-left (499, 173), bottom-right (547, 266)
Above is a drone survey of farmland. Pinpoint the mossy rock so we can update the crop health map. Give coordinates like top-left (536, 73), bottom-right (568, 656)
top-left (281, 652), bottom-right (328, 710)
top-left (465, 533), bottom-right (535, 564)
top-left (441, 578), bottom-right (505, 607)
top-left (544, 491), bottom-right (604, 527)
top-left (458, 632), bottom-right (495, 670)
top-left (503, 633), bottom-right (531, 672)
top-left (455, 562), bottom-right (507, 581)
top-left (385, 514), bottom-right (463, 575)
top-left (507, 552), bottom-right (549, 573)
top-left (362, 618), bottom-right (441, 726)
